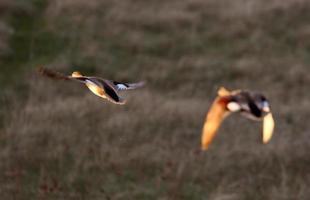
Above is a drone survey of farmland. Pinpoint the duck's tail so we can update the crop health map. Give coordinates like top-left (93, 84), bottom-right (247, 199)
top-left (37, 66), bottom-right (70, 80)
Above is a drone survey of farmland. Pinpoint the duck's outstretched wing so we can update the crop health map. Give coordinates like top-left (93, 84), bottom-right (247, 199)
top-left (262, 112), bottom-right (275, 144)
top-left (201, 97), bottom-right (229, 150)
top-left (99, 79), bottom-right (126, 105)
top-left (37, 66), bottom-right (70, 80)
top-left (112, 81), bottom-right (145, 91)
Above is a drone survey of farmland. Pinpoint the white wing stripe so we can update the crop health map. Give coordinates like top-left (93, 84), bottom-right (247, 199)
top-left (116, 84), bottom-right (128, 90)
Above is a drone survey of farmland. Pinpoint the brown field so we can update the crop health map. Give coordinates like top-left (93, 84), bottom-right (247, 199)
top-left (1, 0), bottom-right (310, 199)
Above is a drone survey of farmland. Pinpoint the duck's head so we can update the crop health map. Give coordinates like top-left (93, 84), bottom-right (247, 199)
top-left (250, 93), bottom-right (271, 113)
top-left (71, 71), bottom-right (83, 78)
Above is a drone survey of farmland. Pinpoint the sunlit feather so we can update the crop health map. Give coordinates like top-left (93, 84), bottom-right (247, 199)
top-left (201, 97), bottom-right (229, 150)
top-left (262, 112), bottom-right (275, 144)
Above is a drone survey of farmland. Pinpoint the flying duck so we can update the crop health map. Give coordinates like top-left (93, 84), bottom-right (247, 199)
top-left (37, 67), bottom-right (145, 105)
top-left (201, 87), bottom-right (275, 150)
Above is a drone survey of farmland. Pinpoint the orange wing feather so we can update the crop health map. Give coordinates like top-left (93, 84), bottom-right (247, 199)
top-left (262, 112), bottom-right (275, 144)
top-left (201, 97), bottom-right (230, 150)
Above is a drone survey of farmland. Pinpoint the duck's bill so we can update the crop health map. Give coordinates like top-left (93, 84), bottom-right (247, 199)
top-left (262, 112), bottom-right (275, 144)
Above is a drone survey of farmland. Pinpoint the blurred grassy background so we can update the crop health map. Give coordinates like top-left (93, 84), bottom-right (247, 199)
top-left (1, 0), bottom-right (310, 199)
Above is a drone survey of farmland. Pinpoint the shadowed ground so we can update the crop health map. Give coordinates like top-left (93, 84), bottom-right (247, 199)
top-left (1, 0), bottom-right (310, 199)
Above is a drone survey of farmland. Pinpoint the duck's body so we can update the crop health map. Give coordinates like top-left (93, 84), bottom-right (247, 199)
top-left (201, 87), bottom-right (275, 150)
top-left (38, 67), bottom-right (144, 105)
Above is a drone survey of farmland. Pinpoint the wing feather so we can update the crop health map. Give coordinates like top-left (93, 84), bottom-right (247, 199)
top-left (262, 112), bottom-right (275, 144)
top-left (37, 66), bottom-right (70, 80)
top-left (113, 81), bottom-right (145, 91)
top-left (201, 97), bottom-right (229, 150)
top-left (101, 80), bottom-right (126, 104)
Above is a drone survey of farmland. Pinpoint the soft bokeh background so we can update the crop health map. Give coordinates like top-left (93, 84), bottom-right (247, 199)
top-left (1, 0), bottom-right (310, 199)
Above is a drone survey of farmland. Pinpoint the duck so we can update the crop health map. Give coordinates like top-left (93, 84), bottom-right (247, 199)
top-left (37, 66), bottom-right (145, 105)
top-left (201, 87), bottom-right (275, 150)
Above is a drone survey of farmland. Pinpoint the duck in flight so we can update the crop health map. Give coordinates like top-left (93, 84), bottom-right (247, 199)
top-left (38, 67), bottom-right (145, 105)
top-left (201, 87), bottom-right (275, 150)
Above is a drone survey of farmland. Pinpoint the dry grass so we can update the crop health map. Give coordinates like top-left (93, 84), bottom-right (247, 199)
top-left (1, 0), bottom-right (310, 199)
top-left (0, 0), bottom-right (15, 56)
